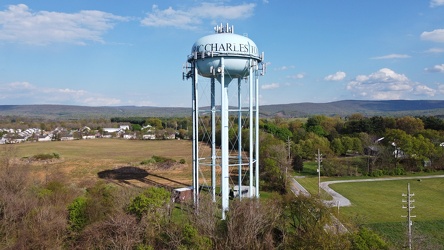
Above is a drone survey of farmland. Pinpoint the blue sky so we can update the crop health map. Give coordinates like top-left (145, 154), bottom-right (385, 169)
top-left (0, 0), bottom-right (443, 107)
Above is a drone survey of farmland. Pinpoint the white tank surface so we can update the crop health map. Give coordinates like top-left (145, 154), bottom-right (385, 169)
top-left (189, 24), bottom-right (263, 78)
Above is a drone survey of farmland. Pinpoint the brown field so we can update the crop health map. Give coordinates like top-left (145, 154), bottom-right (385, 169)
top-left (6, 139), bottom-right (199, 189)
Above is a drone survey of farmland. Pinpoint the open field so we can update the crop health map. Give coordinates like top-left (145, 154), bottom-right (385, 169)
top-left (294, 162), bottom-right (444, 248)
top-left (331, 178), bottom-right (444, 248)
top-left (5, 139), bottom-right (196, 189)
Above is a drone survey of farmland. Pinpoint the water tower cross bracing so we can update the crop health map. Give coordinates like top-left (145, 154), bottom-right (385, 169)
top-left (184, 23), bottom-right (265, 219)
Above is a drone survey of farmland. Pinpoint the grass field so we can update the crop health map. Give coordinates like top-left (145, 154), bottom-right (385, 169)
top-left (6, 139), bottom-right (195, 189)
top-left (293, 161), bottom-right (444, 248)
top-left (331, 178), bottom-right (444, 248)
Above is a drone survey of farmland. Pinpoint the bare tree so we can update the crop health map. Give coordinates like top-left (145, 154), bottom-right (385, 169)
top-left (225, 198), bottom-right (283, 250)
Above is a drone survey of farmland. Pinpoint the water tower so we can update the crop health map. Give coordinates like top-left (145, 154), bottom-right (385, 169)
top-left (184, 23), bottom-right (265, 219)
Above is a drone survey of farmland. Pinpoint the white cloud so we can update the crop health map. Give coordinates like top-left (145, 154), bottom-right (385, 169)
top-left (324, 71), bottom-right (346, 81)
top-left (414, 85), bottom-right (436, 96)
top-left (276, 65), bottom-right (295, 71)
top-left (346, 68), bottom-right (435, 100)
top-left (0, 81), bottom-right (121, 106)
top-left (430, 0), bottom-right (444, 7)
top-left (424, 48), bottom-right (444, 53)
top-left (421, 29), bottom-right (444, 43)
top-left (261, 83), bottom-right (279, 90)
top-left (288, 73), bottom-right (305, 79)
top-left (425, 64), bottom-right (444, 72)
top-left (141, 3), bottom-right (256, 29)
top-left (0, 4), bottom-right (128, 45)
top-left (371, 54), bottom-right (411, 59)
top-left (438, 84), bottom-right (444, 94)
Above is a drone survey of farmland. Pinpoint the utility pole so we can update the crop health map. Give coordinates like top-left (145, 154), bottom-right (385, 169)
top-left (286, 137), bottom-right (292, 181)
top-left (316, 149), bottom-right (322, 196)
top-left (402, 183), bottom-right (416, 250)
top-left (286, 136), bottom-right (292, 160)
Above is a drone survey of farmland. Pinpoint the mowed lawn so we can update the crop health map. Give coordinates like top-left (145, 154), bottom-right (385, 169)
top-left (330, 178), bottom-right (444, 247)
top-left (8, 139), bottom-right (195, 188)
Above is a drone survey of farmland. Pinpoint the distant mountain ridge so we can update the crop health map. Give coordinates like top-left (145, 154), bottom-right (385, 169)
top-left (259, 100), bottom-right (444, 117)
top-left (1, 100), bottom-right (444, 119)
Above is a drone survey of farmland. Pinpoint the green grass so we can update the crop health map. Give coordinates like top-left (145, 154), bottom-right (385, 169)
top-left (293, 161), bottom-right (444, 247)
top-left (331, 178), bottom-right (444, 248)
top-left (331, 178), bottom-right (444, 223)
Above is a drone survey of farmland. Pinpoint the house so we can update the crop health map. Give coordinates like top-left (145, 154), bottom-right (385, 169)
top-left (38, 135), bottom-right (52, 142)
top-left (8, 136), bottom-right (26, 144)
top-left (142, 134), bottom-right (156, 140)
top-left (103, 128), bottom-right (121, 133)
top-left (164, 133), bottom-right (176, 140)
top-left (119, 125), bottom-right (130, 131)
top-left (60, 136), bottom-right (75, 141)
top-left (82, 126), bottom-right (91, 132)
top-left (393, 148), bottom-right (406, 159)
top-left (123, 133), bottom-right (136, 140)
top-left (82, 135), bottom-right (96, 139)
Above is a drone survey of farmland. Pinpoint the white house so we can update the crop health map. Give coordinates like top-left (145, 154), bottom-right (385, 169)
top-left (142, 134), bottom-right (156, 140)
top-left (103, 128), bottom-right (121, 133)
top-left (82, 135), bottom-right (96, 139)
top-left (38, 135), bottom-right (52, 142)
top-left (120, 125), bottom-right (130, 130)
top-left (123, 133), bottom-right (136, 140)
top-left (60, 136), bottom-right (75, 141)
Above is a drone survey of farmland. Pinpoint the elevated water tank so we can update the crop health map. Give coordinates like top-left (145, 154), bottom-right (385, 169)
top-left (188, 24), bottom-right (263, 78)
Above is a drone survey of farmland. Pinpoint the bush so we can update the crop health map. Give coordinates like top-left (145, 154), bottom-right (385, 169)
top-left (351, 227), bottom-right (388, 250)
top-left (68, 196), bottom-right (88, 232)
top-left (140, 158), bottom-right (156, 165)
top-left (140, 155), bottom-right (177, 167)
top-left (32, 152), bottom-right (60, 160)
top-left (128, 187), bottom-right (171, 220)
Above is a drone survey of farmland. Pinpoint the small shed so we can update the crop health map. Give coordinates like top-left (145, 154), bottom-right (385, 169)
top-left (230, 185), bottom-right (256, 198)
top-left (172, 187), bottom-right (193, 203)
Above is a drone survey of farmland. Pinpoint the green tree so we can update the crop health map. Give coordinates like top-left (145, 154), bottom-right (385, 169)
top-left (331, 138), bottom-right (345, 155)
top-left (396, 116), bottom-right (424, 134)
top-left (146, 118), bottom-right (163, 129)
top-left (131, 124), bottom-right (142, 131)
top-left (259, 133), bottom-right (290, 193)
top-left (296, 132), bottom-right (332, 159)
top-left (292, 154), bottom-right (304, 172)
top-left (128, 187), bottom-right (171, 220)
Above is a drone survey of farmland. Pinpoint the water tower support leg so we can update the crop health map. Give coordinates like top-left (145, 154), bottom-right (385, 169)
top-left (211, 78), bottom-right (216, 202)
top-left (249, 60), bottom-right (254, 197)
top-left (192, 66), bottom-right (199, 206)
top-left (238, 78), bottom-right (242, 200)
top-left (220, 58), bottom-right (229, 220)
top-left (255, 73), bottom-right (260, 197)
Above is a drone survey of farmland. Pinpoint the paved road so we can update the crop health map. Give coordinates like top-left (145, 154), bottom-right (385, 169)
top-left (289, 177), bottom-right (310, 196)
top-left (320, 175), bottom-right (444, 207)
